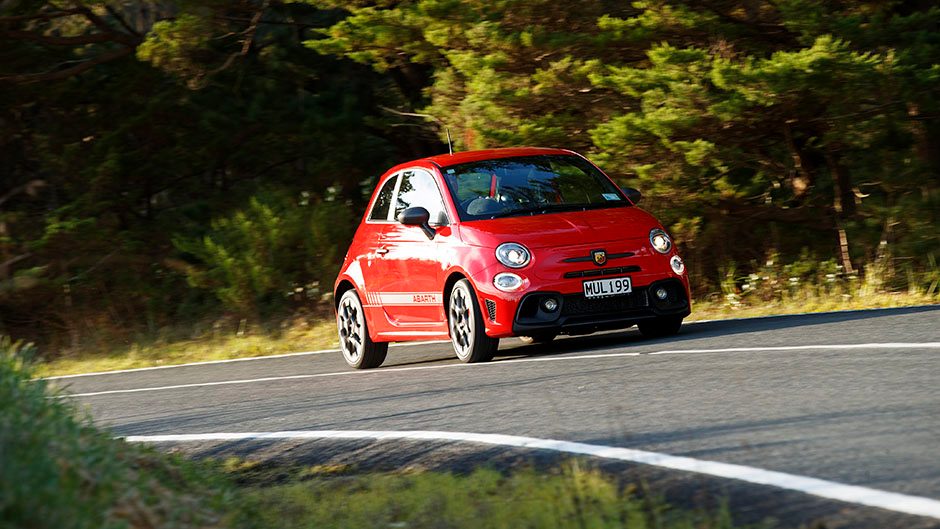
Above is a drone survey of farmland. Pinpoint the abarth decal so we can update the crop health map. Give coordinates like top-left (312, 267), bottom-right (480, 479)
top-left (362, 292), bottom-right (441, 306)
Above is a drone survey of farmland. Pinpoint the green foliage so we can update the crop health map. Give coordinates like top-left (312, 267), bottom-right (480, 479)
top-left (311, 0), bottom-right (940, 293)
top-left (0, 337), bottom-right (235, 528)
top-left (242, 464), bottom-right (749, 529)
top-left (1, 1), bottom-right (938, 353)
top-left (173, 189), bottom-right (354, 315)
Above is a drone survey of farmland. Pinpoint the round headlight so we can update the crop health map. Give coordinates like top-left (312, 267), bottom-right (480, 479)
top-left (670, 255), bottom-right (685, 274)
top-left (494, 272), bottom-right (524, 292)
top-left (649, 228), bottom-right (672, 254)
top-left (495, 242), bottom-right (531, 268)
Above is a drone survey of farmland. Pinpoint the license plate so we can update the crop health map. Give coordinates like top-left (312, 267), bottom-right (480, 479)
top-left (583, 276), bottom-right (632, 299)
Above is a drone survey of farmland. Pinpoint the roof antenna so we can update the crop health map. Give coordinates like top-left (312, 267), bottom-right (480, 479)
top-left (379, 106), bottom-right (455, 155)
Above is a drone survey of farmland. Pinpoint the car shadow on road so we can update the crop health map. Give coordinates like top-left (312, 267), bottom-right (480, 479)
top-left (495, 304), bottom-right (940, 360)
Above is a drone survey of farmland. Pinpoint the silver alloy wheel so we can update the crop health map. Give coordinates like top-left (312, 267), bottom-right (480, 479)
top-left (449, 283), bottom-right (473, 359)
top-left (338, 293), bottom-right (365, 364)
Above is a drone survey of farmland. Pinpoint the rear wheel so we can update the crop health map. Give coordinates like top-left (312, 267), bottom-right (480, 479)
top-left (448, 279), bottom-right (498, 363)
top-left (337, 289), bottom-right (388, 369)
top-left (637, 315), bottom-right (683, 338)
top-left (518, 332), bottom-right (557, 345)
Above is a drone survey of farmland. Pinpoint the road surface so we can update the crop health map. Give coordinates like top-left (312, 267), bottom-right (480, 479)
top-left (53, 306), bottom-right (940, 528)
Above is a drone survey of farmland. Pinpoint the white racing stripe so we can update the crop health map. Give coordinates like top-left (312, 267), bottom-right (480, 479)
top-left (62, 342), bottom-right (940, 398)
top-left (125, 429), bottom-right (940, 520)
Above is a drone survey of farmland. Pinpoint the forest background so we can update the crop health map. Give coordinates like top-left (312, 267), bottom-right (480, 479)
top-left (2, 0), bottom-right (938, 357)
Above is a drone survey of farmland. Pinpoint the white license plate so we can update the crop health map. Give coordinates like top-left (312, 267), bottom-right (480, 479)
top-left (583, 276), bottom-right (632, 299)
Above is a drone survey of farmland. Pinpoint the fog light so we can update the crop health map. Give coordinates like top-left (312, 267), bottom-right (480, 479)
top-left (494, 272), bottom-right (524, 292)
top-left (670, 255), bottom-right (685, 274)
top-left (542, 298), bottom-right (559, 312)
top-left (655, 287), bottom-right (669, 300)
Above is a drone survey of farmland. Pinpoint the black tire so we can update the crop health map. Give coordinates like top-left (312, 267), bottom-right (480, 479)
top-left (637, 315), bottom-right (683, 338)
top-left (337, 289), bottom-right (388, 369)
top-left (518, 332), bottom-right (557, 345)
top-left (448, 279), bottom-right (499, 363)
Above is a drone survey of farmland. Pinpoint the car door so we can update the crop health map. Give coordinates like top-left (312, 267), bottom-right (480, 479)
top-left (378, 168), bottom-right (452, 331)
top-left (356, 171), bottom-right (400, 335)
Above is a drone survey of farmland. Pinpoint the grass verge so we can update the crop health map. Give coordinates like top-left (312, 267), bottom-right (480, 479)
top-left (37, 291), bottom-right (938, 378)
top-left (3, 337), bottom-right (754, 529)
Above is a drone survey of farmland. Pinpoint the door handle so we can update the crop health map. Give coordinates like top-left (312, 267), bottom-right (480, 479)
top-left (376, 247), bottom-right (389, 255)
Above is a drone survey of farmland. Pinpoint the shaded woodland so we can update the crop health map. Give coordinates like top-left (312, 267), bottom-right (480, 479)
top-left (2, 1), bottom-right (938, 351)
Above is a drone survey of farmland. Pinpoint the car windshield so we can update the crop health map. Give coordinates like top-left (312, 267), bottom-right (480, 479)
top-left (441, 155), bottom-right (628, 221)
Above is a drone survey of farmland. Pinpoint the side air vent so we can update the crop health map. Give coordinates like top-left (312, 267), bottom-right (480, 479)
top-left (484, 299), bottom-right (497, 321)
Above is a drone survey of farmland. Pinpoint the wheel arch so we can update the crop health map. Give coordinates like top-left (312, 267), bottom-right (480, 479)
top-left (442, 270), bottom-right (470, 316)
top-left (334, 279), bottom-right (356, 310)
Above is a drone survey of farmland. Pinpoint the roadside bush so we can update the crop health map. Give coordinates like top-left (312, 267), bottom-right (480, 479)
top-left (715, 249), bottom-right (940, 311)
top-left (0, 337), bottom-right (235, 529)
top-left (173, 188), bottom-right (355, 316)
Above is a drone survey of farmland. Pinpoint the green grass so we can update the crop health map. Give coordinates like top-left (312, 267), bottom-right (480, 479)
top-left (35, 282), bottom-right (938, 378)
top-left (232, 461), bottom-right (755, 529)
top-left (4, 339), bottom-right (755, 529)
top-left (0, 338), bottom-right (238, 529)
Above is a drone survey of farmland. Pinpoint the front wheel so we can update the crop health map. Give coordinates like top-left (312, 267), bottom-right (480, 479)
top-left (448, 279), bottom-right (498, 363)
top-left (337, 289), bottom-right (388, 369)
top-left (637, 315), bottom-right (683, 339)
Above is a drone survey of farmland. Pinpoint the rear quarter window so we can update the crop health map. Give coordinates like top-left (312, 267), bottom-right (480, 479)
top-left (368, 174), bottom-right (398, 221)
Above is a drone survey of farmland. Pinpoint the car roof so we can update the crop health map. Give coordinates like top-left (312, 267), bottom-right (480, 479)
top-left (389, 147), bottom-right (578, 173)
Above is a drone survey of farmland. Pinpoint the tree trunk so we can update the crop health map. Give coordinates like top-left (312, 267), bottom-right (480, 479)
top-left (825, 150), bottom-right (856, 274)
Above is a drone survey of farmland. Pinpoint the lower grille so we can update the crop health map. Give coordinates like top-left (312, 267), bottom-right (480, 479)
top-left (484, 299), bottom-right (497, 321)
top-left (561, 288), bottom-right (649, 316)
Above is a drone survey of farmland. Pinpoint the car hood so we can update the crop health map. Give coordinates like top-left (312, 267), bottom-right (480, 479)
top-left (458, 206), bottom-right (661, 249)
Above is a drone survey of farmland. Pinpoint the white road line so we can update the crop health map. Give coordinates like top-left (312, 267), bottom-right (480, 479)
top-left (647, 342), bottom-right (940, 355)
top-left (62, 342), bottom-right (940, 398)
top-left (41, 340), bottom-right (451, 381)
top-left (125, 429), bottom-right (940, 520)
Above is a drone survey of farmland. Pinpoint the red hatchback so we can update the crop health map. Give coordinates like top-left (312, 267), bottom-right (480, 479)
top-left (334, 147), bottom-right (690, 368)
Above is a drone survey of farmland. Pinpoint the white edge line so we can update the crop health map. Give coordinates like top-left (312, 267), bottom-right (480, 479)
top-left (124, 429), bottom-right (940, 520)
top-left (40, 340), bottom-right (451, 381)
top-left (59, 343), bottom-right (940, 399)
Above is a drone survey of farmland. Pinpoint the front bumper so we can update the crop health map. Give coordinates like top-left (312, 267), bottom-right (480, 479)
top-left (509, 278), bottom-right (690, 336)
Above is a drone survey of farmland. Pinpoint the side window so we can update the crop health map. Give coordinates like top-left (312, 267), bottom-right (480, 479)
top-left (395, 169), bottom-right (448, 225)
top-left (368, 174), bottom-right (398, 221)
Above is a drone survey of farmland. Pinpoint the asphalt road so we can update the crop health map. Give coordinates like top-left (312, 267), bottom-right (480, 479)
top-left (55, 306), bottom-right (940, 527)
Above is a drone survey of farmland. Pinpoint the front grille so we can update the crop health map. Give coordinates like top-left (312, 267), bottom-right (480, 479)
top-left (562, 251), bottom-right (635, 263)
top-left (484, 299), bottom-right (497, 321)
top-left (563, 265), bottom-right (641, 279)
top-left (561, 288), bottom-right (649, 316)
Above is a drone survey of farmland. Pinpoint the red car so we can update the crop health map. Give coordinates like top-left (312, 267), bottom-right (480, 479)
top-left (334, 147), bottom-right (690, 368)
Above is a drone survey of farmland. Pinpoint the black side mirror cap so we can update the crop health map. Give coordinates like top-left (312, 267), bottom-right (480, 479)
top-left (622, 187), bottom-right (642, 204)
top-left (397, 206), bottom-right (436, 239)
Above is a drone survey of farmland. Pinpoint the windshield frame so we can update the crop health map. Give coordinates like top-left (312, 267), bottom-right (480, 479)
top-left (439, 154), bottom-right (630, 222)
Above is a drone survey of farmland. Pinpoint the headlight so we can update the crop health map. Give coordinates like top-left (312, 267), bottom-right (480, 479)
top-left (649, 228), bottom-right (672, 254)
top-left (670, 255), bottom-right (685, 274)
top-left (494, 272), bottom-right (525, 292)
top-left (495, 242), bottom-right (531, 268)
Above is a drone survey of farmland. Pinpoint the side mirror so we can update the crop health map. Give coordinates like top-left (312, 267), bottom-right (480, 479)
top-left (397, 206), bottom-right (435, 240)
top-left (621, 187), bottom-right (642, 204)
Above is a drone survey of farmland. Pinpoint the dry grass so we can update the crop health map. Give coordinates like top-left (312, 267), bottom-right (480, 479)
top-left (36, 288), bottom-right (937, 378)
top-left (36, 318), bottom-right (338, 377)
